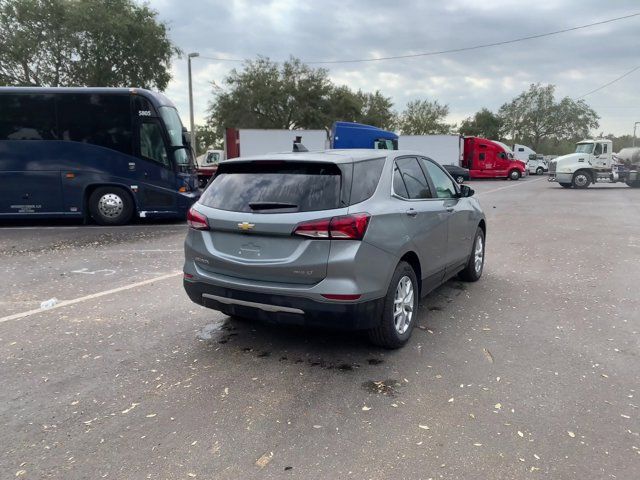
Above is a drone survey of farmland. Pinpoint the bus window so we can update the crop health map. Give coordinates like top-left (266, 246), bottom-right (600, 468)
top-left (0, 94), bottom-right (57, 140)
top-left (139, 121), bottom-right (170, 167)
top-left (57, 94), bottom-right (133, 155)
top-left (159, 106), bottom-right (191, 167)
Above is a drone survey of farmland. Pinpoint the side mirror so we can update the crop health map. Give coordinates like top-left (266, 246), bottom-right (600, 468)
top-left (459, 184), bottom-right (474, 198)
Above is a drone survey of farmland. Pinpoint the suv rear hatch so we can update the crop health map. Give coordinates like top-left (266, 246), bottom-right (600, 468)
top-left (194, 160), bottom-right (350, 285)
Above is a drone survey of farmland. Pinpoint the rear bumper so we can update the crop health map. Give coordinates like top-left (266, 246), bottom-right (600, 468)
top-left (184, 279), bottom-right (385, 330)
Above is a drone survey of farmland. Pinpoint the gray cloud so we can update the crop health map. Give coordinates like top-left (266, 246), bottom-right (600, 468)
top-left (152, 0), bottom-right (640, 137)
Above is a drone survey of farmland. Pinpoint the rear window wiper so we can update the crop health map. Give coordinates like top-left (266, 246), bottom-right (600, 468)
top-left (249, 202), bottom-right (298, 210)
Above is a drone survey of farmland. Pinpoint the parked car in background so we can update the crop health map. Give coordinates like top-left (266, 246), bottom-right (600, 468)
top-left (527, 154), bottom-right (548, 175)
top-left (442, 164), bottom-right (470, 183)
top-left (183, 149), bottom-right (486, 348)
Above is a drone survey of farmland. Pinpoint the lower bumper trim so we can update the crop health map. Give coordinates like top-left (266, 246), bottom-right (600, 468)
top-left (202, 293), bottom-right (305, 315)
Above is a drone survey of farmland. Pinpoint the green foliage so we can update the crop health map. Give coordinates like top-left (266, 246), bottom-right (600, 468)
top-left (195, 123), bottom-right (221, 151)
top-left (208, 57), bottom-right (395, 135)
top-left (0, 0), bottom-right (179, 89)
top-left (459, 108), bottom-right (502, 139)
top-left (396, 99), bottom-right (455, 135)
top-left (498, 83), bottom-right (599, 150)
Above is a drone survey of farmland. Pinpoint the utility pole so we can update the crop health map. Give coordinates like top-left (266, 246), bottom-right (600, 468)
top-left (188, 52), bottom-right (200, 157)
top-left (634, 122), bottom-right (640, 148)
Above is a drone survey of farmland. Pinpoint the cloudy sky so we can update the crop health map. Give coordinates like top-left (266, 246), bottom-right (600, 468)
top-left (150, 0), bottom-right (639, 136)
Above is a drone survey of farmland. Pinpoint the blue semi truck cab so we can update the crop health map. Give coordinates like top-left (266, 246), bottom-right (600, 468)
top-left (331, 121), bottom-right (398, 150)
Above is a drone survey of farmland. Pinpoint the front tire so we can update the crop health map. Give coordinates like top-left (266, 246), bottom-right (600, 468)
top-left (455, 175), bottom-right (465, 184)
top-left (509, 169), bottom-right (521, 180)
top-left (88, 186), bottom-right (134, 225)
top-left (368, 261), bottom-right (418, 349)
top-left (536, 167), bottom-right (544, 175)
top-left (572, 171), bottom-right (592, 189)
top-left (459, 227), bottom-right (485, 282)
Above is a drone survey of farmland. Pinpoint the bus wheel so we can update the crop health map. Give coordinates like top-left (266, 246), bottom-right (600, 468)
top-left (89, 186), bottom-right (134, 226)
top-left (509, 170), bottom-right (521, 180)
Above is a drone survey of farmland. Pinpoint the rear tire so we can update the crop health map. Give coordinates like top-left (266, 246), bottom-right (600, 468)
top-left (368, 261), bottom-right (418, 349)
top-left (88, 186), bottom-right (134, 225)
top-left (458, 227), bottom-right (485, 282)
top-left (509, 170), bottom-right (521, 180)
top-left (559, 183), bottom-right (572, 188)
top-left (572, 171), bottom-right (592, 189)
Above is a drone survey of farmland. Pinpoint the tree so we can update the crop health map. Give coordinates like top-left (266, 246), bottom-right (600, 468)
top-left (195, 123), bottom-right (221, 152)
top-left (459, 108), bottom-right (502, 139)
top-left (498, 83), bottom-right (599, 151)
top-left (0, 0), bottom-right (179, 90)
top-left (396, 99), bottom-right (455, 135)
top-left (208, 57), bottom-right (396, 135)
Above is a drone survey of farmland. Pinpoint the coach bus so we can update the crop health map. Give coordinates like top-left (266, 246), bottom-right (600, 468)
top-left (0, 87), bottom-right (199, 225)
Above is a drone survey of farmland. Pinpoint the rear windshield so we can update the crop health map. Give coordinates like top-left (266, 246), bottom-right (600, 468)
top-left (200, 161), bottom-right (343, 213)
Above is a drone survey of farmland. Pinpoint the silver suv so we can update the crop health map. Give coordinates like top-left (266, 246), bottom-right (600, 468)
top-left (183, 150), bottom-right (486, 348)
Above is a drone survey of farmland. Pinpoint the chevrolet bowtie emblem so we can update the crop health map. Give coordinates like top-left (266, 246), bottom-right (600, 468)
top-left (237, 222), bottom-right (255, 231)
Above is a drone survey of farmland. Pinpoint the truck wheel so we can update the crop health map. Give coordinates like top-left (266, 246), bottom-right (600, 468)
top-left (455, 175), bottom-right (465, 184)
top-left (559, 183), bottom-right (572, 188)
top-left (88, 186), bottom-right (134, 225)
top-left (509, 170), bottom-right (521, 180)
top-left (572, 171), bottom-right (592, 189)
top-left (536, 167), bottom-right (544, 175)
top-left (458, 227), bottom-right (485, 282)
top-left (368, 261), bottom-right (418, 349)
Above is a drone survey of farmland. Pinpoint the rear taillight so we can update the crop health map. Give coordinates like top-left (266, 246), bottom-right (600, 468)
top-left (187, 207), bottom-right (209, 230)
top-left (293, 213), bottom-right (370, 240)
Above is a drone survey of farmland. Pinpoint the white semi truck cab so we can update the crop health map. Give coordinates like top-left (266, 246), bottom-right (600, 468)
top-left (548, 139), bottom-right (640, 189)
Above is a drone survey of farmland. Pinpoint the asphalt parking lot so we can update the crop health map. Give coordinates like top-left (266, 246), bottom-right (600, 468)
top-left (1, 176), bottom-right (639, 480)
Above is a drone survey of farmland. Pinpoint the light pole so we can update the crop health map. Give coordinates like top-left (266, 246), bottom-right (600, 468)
top-left (634, 122), bottom-right (640, 148)
top-left (187, 52), bottom-right (200, 157)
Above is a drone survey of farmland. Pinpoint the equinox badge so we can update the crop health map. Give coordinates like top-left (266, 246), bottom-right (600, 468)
top-left (237, 222), bottom-right (255, 231)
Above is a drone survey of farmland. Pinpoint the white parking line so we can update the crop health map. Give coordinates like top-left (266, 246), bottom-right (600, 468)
top-left (0, 271), bottom-right (182, 324)
top-left (476, 177), bottom-right (546, 196)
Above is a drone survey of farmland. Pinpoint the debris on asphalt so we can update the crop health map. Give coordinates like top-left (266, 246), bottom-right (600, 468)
top-left (483, 348), bottom-right (495, 363)
top-left (40, 298), bottom-right (58, 309)
top-left (255, 452), bottom-right (273, 469)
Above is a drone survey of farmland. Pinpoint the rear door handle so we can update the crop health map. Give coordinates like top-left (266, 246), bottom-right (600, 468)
top-left (406, 209), bottom-right (418, 217)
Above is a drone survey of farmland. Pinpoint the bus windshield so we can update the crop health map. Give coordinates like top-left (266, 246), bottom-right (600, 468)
top-left (159, 106), bottom-right (191, 167)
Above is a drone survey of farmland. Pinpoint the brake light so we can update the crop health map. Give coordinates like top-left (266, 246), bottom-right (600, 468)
top-left (187, 207), bottom-right (209, 230)
top-left (293, 213), bottom-right (370, 240)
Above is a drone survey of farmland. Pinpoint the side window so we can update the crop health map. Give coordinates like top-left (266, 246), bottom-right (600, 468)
top-left (603, 144), bottom-right (608, 153)
top-left (139, 122), bottom-right (170, 167)
top-left (421, 159), bottom-right (457, 199)
top-left (0, 94), bottom-right (57, 140)
top-left (518, 147), bottom-right (525, 152)
top-left (57, 94), bottom-right (133, 155)
top-left (351, 157), bottom-right (385, 204)
top-left (479, 152), bottom-right (486, 161)
top-left (594, 143), bottom-right (603, 155)
top-left (393, 157), bottom-right (431, 199)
